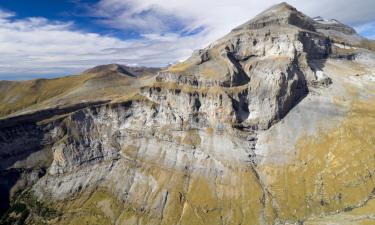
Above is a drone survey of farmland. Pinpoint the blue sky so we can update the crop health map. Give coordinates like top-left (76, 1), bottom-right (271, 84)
top-left (0, 0), bottom-right (144, 39)
top-left (0, 0), bottom-right (374, 80)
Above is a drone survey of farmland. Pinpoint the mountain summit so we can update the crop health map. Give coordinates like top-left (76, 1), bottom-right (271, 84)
top-left (84, 64), bottom-right (160, 77)
top-left (1, 3), bottom-right (375, 225)
top-left (166, 2), bottom-right (336, 129)
top-left (233, 2), bottom-right (316, 31)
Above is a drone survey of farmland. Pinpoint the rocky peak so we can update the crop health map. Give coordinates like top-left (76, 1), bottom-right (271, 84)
top-left (311, 15), bottom-right (364, 47)
top-left (232, 2), bottom-right (316, 32)
top-left (163, 3), bottom-right (335, 129)
top-left (313, 16), bottom-right (358, 35)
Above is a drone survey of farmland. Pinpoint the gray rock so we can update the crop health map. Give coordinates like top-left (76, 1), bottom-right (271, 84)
top-left (1, 2), bottom-right (375, 224)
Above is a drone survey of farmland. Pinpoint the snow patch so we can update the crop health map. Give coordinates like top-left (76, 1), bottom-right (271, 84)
top-left (313, 16), bottom-right (340, 24)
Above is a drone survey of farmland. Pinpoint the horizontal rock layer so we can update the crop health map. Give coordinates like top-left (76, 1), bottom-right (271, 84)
top-left (1, 2), bottom-right (375, 225)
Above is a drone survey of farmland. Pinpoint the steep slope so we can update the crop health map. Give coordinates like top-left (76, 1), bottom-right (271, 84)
top-left (1, 2), bottom-right (375, 225)
top-left (313, 16), bottom-right (375, 51)
top-left (166, 2), bottom-right (332, 129)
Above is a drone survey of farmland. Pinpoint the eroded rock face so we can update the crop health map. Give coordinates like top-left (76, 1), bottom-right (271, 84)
top-left (1, 2), bottom-right (375, 225)
top-left (166, 4), bottom-right (333, 129)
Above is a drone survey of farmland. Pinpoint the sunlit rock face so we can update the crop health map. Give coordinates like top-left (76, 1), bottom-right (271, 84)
top-left (1, 2), bottom-right (375, 225)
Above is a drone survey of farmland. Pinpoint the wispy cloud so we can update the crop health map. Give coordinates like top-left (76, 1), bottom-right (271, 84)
top-left (93, 0), bottom-right (375, 37)
top-left (0, 8), bottom-right (210, 79)
top-left (0, 8), bottom-right (14, 18)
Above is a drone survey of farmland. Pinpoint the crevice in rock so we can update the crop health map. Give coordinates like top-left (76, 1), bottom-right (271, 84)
top-left (226, 51), bottom-right (251, 86)
top-left (230, 90), bottom-right (250, 124)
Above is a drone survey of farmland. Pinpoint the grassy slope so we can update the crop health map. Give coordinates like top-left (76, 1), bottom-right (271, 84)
top-left (259, 64), bottom-right (375, 223)
top-left (34, 91), bottom-right (375, 224)
top-left (0, 75), bottom-right (90, 117)
top-left (0, 70), bottom-right (141, 118)
top-left (260, 96), bottom-right (375, 222)
top-left (47, 166), bottom-right (268, 225)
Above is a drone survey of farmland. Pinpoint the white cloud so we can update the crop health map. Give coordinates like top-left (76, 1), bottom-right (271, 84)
top-left (1, 1), bottom-right (375, 79)
top-left (95, 0), bottom-right (375, 37)
top-left (0, 9), bottom-right (210, 79)
top-left (0, 8), bottom-right (14, 18)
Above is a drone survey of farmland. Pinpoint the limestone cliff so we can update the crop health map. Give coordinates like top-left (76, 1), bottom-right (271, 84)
top-left (1, 3), bottom-right (375, 225)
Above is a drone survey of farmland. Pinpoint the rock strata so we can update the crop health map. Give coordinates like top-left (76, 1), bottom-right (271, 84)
top-left (1, 2), bottom-right (375, 225)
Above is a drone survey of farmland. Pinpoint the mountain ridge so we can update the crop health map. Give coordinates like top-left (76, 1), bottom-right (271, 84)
top-left (1, 3), bottom-right (375, 225)
top-left (0, 64), bottom-right (159, 118)
top-left (232, 2), bottom-right (316, 32)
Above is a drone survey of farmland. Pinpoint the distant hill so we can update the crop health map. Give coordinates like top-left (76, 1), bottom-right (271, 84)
top-left (0, 64), bottom-right (160, 118)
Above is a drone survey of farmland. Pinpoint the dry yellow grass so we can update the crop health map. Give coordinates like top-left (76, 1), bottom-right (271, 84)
top-left (181, 129), bottom-right (201, 148)
top-left (0, 75), bottom-right (89, 117)
top-left (0, 71), bottom-right (138, 118)
top-left (52, 163), bottom-right (269, 225)
top-left (359, 39), bottom-right (375, 51)
top-left (55, 189), bottom-right (123, 225)
top-left (304, 197), bottom-right (375, 224)
top-left (165, 61), bottom-right (194, 74)
top-left (260, 95), bottom-right (375, 222)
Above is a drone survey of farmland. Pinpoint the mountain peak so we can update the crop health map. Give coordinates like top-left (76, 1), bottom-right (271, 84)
top-left (266, 2), bottom-right (296, 12)
top-left (313, 16), bottom-right (358, 36)
top-left (83, 64), bottom-right (136, 77)
top-left (83, 64), bottom-right (161, 77)
top-left (232, 2), bottom-right (315, 32)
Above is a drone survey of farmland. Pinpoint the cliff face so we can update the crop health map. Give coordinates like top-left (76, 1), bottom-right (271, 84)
top-left (1, 3), bottom-right (375, 225)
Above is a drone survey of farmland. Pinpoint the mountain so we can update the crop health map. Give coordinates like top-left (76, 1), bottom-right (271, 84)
top-left (83, 64), bottom-right (161, 77)
top-left (1, 2), bottom-right (375, 225)
top-left (0, 64), bottom-right (159, 119)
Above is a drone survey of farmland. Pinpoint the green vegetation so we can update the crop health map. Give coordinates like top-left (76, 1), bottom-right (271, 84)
top-left (0, 190), bottom-right (61, 225)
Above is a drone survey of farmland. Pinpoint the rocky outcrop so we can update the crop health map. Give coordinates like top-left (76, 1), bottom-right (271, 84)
top-left (232, 2), bottom-right (316, 32)
top-left (166, 3), bottom-right (333, 129)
